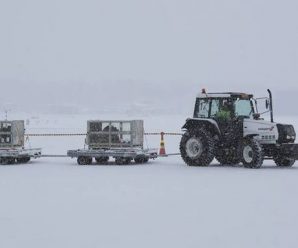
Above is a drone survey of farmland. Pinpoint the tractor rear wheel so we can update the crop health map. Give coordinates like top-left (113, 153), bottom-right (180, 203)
top-left (274, 157), bottom-right (295, 167)
top-left (241, 138), bottom-right (263, 168)
top-left (180, 128), bottom-right (215, 166)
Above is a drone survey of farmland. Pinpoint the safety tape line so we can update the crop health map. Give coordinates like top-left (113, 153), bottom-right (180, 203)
top-left (26, 133), bottom-right (86, 137)
top-left (40, 153), bottom-right (181, 158)
top-left (144, 132), bottom-right (183, 136)
top-left (25, 132), bottom-right (183, 137)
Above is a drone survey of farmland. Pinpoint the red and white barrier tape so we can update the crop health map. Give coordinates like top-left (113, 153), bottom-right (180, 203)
top-left (25, 132), bottom-right (183, 137)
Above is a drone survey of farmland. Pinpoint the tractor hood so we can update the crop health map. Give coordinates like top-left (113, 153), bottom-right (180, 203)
top-left (243, 119), bottom-right (296, 144)
top-left (243, 119), bottom-right (279, 144)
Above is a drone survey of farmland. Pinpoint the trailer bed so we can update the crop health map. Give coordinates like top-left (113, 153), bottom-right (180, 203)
top-left (67, 148), bottom-right (158, 165)
top-left (0, 148), bottom-right (42, 164)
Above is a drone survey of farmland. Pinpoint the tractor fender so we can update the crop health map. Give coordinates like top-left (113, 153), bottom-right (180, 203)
top-left (182, 118), bottom-right (221, 136)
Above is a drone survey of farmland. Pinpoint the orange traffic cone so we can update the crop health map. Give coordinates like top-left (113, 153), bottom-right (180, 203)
top-left (159, 132), bottom-right (166, 156)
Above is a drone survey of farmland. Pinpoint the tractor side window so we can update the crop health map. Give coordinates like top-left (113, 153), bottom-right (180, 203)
top-left (194, 99), bottom-right (210, 118)
top-left (210, 99), bottom-right (220, 117)
top-left (234, 99), bottom-right (253, 118)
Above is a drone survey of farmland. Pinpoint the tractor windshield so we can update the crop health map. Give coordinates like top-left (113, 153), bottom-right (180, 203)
top-left (194, 99), bottom-right (210, 118)
top-left (234, 99), bottom-right (254, 118)
top-left (194, 98), bottom-right (255, 119)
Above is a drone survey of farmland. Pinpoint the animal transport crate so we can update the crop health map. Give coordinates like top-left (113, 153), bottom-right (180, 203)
top-left (0, 120), bottom-right (25, 148)
top-left (0, 120), bottom-right (42, 164)
top-left (68, 120), bottom-right (158, 165)
top-left (86, 120), bottom-right (144, 149)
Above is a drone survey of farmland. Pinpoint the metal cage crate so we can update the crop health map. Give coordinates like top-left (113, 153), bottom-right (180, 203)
top-left (0, 120), bottom-right (25, 148)
top-left (86, 120), bottom-right (144, 149)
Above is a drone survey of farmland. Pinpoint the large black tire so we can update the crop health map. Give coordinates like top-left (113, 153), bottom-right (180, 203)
top-left (241, 138), bottom-right (263, 168)
top-left (180, 128), bottom-right (215, 166)
top-left (95, 156), bottom-right (109, 164)
top-left (215, 147), bottom-right (241, 165)
top-left (77, 156), bottom-right (92, 165)
top-left (274, 157), bottom-right (295, 167)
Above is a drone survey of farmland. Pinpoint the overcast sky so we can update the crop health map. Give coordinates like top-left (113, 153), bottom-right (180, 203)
top-left (0, 0), bottom-right (297, 115)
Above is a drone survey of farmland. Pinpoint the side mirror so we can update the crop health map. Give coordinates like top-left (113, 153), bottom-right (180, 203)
top-left (265, 99), bottom-right (270, 109)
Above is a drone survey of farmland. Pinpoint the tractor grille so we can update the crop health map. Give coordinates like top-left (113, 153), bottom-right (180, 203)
top-left (277, 124), bottom-right (296, 143)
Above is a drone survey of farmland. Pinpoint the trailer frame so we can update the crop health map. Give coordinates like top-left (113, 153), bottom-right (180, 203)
top-left (67, 148), bottom-right (158, 165)
top-left (0, 148), bottom-right (42, 164)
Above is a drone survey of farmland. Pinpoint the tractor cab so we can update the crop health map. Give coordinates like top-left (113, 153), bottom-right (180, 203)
top-left (193, 91), bottom-right (257, 141)
top-left (193, 91), bottom-right (255, 121)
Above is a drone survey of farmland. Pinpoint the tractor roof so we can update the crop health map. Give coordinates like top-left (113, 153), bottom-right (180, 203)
top-left (197, 92), bottom-right (253, 99)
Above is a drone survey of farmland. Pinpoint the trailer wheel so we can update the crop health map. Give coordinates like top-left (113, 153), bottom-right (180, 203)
top-left (7, 157), bottom-right (16, 164)
top-left (274, 157), bottom-right (295, 167)
top-left (134, 155), bottom-right (149, 164)
top-left (115, 157), bottom-right (132, 165)
top-left (17, 157), bottom-right (31, 163)
top-left (95, 156), bottom-right (109, 164)
top-left (241, 138), bottom-right (263, 168)
top-left (77, 156), bottom-right (92, 165)
top-left (0, 157), bottom-right (15, 165)
top-left (24, 157), bottom-right (31, 163)
top-left (0, 158), bottom-right (7, 165)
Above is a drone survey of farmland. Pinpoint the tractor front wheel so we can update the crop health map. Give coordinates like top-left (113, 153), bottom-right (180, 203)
top-left (274, 157), bottom-right (295, 167)
top-left (241, 138), bottom-right (263, 168)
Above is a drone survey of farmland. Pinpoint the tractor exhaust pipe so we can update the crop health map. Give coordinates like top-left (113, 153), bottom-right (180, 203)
top-left (267, 89), bottom-right (274, 123)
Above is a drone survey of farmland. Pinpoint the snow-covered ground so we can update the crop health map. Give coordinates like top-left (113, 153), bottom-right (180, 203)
top-left (0, 113), bottom-right (298, 248)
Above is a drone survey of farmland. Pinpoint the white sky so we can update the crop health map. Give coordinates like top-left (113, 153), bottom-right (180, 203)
top-left (0, 0), bottom-right (297, 114)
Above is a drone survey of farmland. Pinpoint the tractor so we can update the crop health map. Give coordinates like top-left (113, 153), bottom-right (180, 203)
top-left (180, 89), bottom-right (298, 168)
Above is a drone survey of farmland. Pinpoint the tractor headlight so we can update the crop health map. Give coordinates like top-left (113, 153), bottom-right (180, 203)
top-left (277, 124), bottom-right (296, 143)
top-left (286, 135), bottom-right (296, 140)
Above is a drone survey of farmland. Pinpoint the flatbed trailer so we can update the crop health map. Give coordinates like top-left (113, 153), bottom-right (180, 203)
top-left (67, 148), bottom-right (158, 165)
top-left (0, 148), bottom-right (42, 164)
top-left (67, 120), bottom-right (158, 165)
top-left (0, 120), bottom-right (42, 164)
